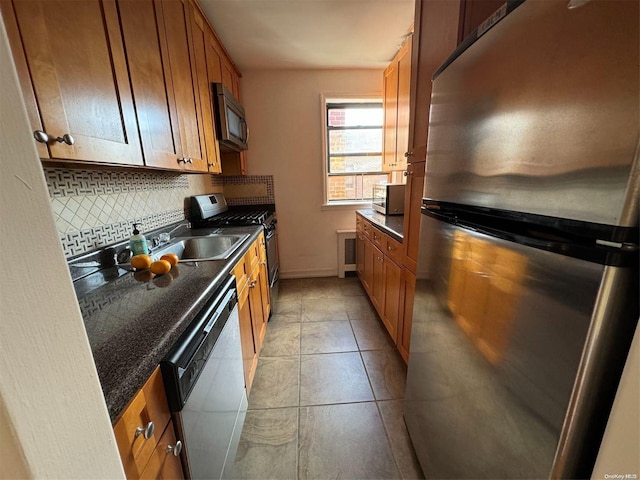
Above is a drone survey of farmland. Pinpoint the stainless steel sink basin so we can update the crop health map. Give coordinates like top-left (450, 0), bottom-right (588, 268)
top-left (154, 234), bottom-right (250, 261)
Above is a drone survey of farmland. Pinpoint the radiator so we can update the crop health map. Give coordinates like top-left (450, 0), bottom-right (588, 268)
top-left (337, 229), bottom-right (356, 278)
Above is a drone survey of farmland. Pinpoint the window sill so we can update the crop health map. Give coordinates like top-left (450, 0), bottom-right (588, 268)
top-left (321, 201), bottom-right (372, 211)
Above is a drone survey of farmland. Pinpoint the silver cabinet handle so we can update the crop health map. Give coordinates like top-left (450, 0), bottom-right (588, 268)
top-left (387, 245), bottom-right (394, 251)
top-left (166, 440), bottom-right (182, 456)
top-left (187, 158), bottom-right (193, 164)
top-left (177, 157), bottom-right (187, 164)
top-left (56, 133), bottom-right (74, 145)
top-left (33, 130), bottom-right (49, 143)
top-left (135, 421), bottom-right (155, 440)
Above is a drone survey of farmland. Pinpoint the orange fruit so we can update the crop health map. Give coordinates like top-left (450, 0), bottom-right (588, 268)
top-left (150, 259), bottom-right (172, 275)
top-left (160, 253), bottom-right (179, 266)
top-left (131, 254), bottom-right (152, 270)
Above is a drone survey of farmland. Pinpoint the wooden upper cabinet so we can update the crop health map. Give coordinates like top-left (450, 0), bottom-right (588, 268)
top-left (118, 0), bottom-right (183, 170)
top-left (159, 0), bottom-right (207, 172)
top-left (407, 0), bottom-right (461, 163)
top-left (188, 2), bottom-right (222, 173)
top-left (382, 62), bottom-right (398, 172)
top-left (395, 40), bottom-right (412, 171)
top-left (383, 39), bottom-right (411, 172)
top-left (4, 0), bottom-right (143, 165)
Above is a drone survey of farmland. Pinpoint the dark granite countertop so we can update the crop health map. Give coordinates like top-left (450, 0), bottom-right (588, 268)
top-left (356, 209), bottom-right (404, 242)
top-left (74, 225), bottom-right (263, 422)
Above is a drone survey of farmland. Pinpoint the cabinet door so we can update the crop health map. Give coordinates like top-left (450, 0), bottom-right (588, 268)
top-left (248, 266), bottom-right (266, 354)
top-left (221, 56), bottom-right (235, 93)
top-left (189, 3), bottom-right (221, 173)
top-left (363, 238), bottom-right (374, 295)
top-left (118, 0), bottom-right (183, 170)
top-left (407, 0), bottom-right (461, 162)
top-left (258, 236), bottom-right (271, 321)
top-left (139, 421), bottom-right (184, 479)
top-left (382, 257), bottom-right (402, 342)
top-left (237, 283), bottom-right (257, 393)
top-left (10, 0), bottom-right (143, 165)
top-left (113, 368), bottom-right (172, 478)
top-left (356, 233), bottom-right (366, 280)
top-left (398, 268), bottom-right (416, 363)
top-left (382, 62), bottom-right (398, 172)
top-left (403, 160), bottom-right (426, 274)
top-left (395, 40), bottom-right (412, 171)
top-left (160, 0), bottom-right (206, 170)
top-left (371, 245), bottom-right (385, 313)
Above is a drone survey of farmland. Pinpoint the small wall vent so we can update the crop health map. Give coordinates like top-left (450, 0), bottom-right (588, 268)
top-left (337, 229), bottom-right (356, 278)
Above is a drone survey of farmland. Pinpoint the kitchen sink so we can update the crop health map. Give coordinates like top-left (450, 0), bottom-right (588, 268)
top-left (154, 234), bottom-right (250, 261)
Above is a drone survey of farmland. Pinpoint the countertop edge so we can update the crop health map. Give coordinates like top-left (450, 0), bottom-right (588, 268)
top-left (356, 209), bottom-right (404, 242)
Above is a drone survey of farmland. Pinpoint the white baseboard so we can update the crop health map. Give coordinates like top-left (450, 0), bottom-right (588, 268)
top-left (279, 267), bottom-right (337, 279)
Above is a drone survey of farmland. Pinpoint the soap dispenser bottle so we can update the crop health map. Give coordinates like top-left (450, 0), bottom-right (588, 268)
top-left (129, 224), bottom-right (149, 256)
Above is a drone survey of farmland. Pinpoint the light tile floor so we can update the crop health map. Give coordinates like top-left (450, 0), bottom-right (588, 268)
top-left (228, 276), bottom-right (424, 480)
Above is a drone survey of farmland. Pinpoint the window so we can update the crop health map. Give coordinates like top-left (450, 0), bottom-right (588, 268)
top-left (324, 100), bottom-right (389, 204)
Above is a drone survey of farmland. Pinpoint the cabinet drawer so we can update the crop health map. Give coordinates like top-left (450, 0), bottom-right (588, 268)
top-left (361, 219), bottom-right (372, 238)
top-left (385, 235), bottom-right (403, 264)
top-left (371, 226), bottom-right (386, 250)
top-left (114, 367), bottom-right (171, 478)
top-left (232, 254), bottom-right (249, 292)
top-left (247, 236), bottom-right (261, 271)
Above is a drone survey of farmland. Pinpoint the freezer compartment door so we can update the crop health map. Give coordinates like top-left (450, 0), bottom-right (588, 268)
top-left (425, 0), bottom-right (639, 226)
top-left (404, 218), bottom-right (603, 479)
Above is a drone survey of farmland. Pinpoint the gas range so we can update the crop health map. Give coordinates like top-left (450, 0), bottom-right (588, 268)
top-left (189, 194), bottom-right (279, 294)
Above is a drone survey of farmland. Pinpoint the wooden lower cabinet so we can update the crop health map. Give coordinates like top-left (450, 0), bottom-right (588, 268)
top-left (113, 367), bottom-right (184, 479)
top-left (232, 233), bottom-right (270, 393)
top-left (398, 268), bottom-right (416, 363)
top-left (383, 257), bottom-right (402, 343)
top-left (356, 213), bottom-right (415, 362)
top-left (140, 420), bottom-right (184, 479)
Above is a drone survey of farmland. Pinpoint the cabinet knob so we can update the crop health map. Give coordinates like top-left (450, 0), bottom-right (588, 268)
top-left (208, 162), bottom-right (216, 168)
top-left (404, 151), bottom-right (413, 158)
top-left (249, 280), bottom-right (257, 288)
top-left (187, 158), bottom-right (193, 164)
top-left (387, 245), bottom-right (394, 252)
top-left (135, 421), bottom-right (155, 440)
top-left (33, 130), bottom-right (49, 143)
top-left (166, 440), bottom-right (183, 457)
top-left (56, 133), bottom-right (75, 145)
top-left (404, 170), bottom-right (412, 177)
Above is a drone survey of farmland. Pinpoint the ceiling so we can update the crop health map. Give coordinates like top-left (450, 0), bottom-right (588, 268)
top-left (198, 0), bottom-right (416, 71)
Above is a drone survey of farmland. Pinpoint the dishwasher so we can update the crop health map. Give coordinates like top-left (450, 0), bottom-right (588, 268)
top-left (161, 275), bottom-right (247, 479)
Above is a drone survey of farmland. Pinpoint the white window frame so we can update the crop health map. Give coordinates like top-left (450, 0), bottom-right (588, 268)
top-left (320, 93), bottom-right (387, 209)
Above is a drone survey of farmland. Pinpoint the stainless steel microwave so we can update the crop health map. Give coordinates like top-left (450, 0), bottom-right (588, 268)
top-left (213, 83), bottom-right (248, 152)
top-left (372, 184), bottom-right (405, 215)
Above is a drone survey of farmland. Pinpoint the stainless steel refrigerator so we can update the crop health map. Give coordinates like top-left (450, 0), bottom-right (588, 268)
top-left (403, 0), bottom-right (639, 478)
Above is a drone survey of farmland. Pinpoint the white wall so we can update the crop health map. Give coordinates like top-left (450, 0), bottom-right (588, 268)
top-left (591, 323), bottom-right (639, 479)
top-left (241, 69), bottom-right (382, 278)
top-left (0, 17), bottom-right (124, 479)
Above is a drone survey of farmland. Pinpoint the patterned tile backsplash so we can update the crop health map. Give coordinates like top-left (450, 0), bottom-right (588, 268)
top-left (220, 175), bottom-right (275, 206)
top-left (47, 168), bottom-right (276, 258)
top-left (46, 168), bottom-right (220, 258)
